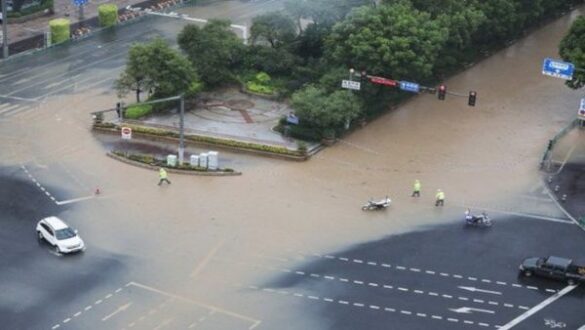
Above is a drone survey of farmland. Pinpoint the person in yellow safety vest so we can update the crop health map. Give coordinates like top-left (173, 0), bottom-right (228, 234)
top-left (435, 189), bottom-right (445, 206)
top-left (158, 168), bottom-right (171, 186)
top-left (412, 179), bottom-right (421, 197)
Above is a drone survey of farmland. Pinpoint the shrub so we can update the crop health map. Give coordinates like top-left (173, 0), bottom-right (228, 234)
top-left (98, 4), bottom-right (118, 27)
top-left (297, 141), bottom-right (307, 155)
top-left (246, 81), bottom-right (274, 95)
top-left (8, 0), bottom-right (53, 18)
top-left (124, 103), bottom-right (153, 119)
top-left (49, 18), bottom-right (70, 44)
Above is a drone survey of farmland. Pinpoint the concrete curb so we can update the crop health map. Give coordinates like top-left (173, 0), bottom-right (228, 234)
top-left (106, 152), bottom-right (242, 176)
top-left (93, 125), bottom-right (311, 162)
top-left (541, 177), bottom-right (585, 232)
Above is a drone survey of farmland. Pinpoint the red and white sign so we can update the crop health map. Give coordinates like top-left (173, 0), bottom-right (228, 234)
top-left (370, 76), bottom-right (398, 87)
top-left (121, 127), bottom-right (132, 139)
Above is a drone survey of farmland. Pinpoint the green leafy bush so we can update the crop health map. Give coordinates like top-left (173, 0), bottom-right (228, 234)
top-left (98, 4), bottom-right (118, 27)
top-left (124, 104), bottom-right (153, 119)
top-left (8, 0), bottom-right (53, 18)
top-left (49, 18), bottom-right (70, 44)
top-left (121, 125), bottom-right (303, 156)
top-left (245, 71), bottom-right (276, 95)
top-left (246, 81), bottom-right (274, 95)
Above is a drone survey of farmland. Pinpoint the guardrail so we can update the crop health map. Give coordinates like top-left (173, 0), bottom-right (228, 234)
top-left (540, 118), bottom-right (579, 170)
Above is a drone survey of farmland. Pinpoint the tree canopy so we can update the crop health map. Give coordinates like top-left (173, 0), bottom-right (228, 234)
top-left (325, 2), bottom-right (448, 81)
top-left (178, 20), bottom-right (244, 87)
top-left (115, 38), bottom-right (200, 102)
top-left (560, 15), bottom-right (585, 89)
top-left (291, 85), bottom-right (363, 130)
top-left (250, 12), bottom-right (297, 49)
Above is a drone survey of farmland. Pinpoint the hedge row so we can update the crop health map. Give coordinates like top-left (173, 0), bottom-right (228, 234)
top-left (111, 150), bottom-right (235, 172)
top-left (94, 123), bottom-right (305, 157)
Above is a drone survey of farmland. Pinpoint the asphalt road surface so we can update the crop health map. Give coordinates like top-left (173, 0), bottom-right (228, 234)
top-left (1, 1), bottom-right (584, 330)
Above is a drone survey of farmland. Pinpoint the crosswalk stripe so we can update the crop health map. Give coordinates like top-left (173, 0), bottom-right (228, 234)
top-left (0, 102), bottom-right (13, 110)
top-left (4, 106), bottom-right (31, 117)
top-left (0, 104), bottom-right (20, 114)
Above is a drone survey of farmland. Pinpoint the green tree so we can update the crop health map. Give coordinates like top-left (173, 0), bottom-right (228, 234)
top-left (325, 3), bottom-right (448, 81)
top-left (291, 85), bottom-right (362, 130)
top-left (250, 12), bottom-right (296, 49)
top-left (115, 38), bottom-right (200, 102)
top-left (559, 16), bottom-right (585, 89)
top-left (178, 20), bottom-right (244, 87)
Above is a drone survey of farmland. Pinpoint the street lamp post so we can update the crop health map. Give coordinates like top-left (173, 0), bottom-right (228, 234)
top-left (1, 0), bottom-right (8, 58)
top-left (178, 95), bottom-right (185, 164)
top-left (346, 68), bottom-right (355, 129)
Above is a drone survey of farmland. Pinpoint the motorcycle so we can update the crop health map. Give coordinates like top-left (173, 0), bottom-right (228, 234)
top-left (362, 196), bottom-right (391, 211)
top-left (465, 211), bottom-right (492, 227)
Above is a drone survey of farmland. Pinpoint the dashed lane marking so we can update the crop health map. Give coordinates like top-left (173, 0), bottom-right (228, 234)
top-left (241, 287), bottom-right (493, 328)
top-left (275, 251), bottom-right (557, 293)
top-left (214, 257), bottom-right (529, 311)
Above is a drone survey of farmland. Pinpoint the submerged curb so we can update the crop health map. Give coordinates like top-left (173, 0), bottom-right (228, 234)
top-left (93, 124), bottom-right (313, 161)
top-left (106, 152), bottom-right (242, 176)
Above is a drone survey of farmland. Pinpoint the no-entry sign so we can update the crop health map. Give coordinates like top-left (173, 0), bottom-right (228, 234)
top-left (121, 127), bottom-right (132, 139)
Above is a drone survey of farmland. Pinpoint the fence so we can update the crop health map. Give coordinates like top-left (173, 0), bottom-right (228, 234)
top-left (539, 118), bottom-right (579, 170)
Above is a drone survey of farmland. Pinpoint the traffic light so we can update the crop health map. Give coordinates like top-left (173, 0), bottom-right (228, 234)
top-left (360, 70), bottom-right (367, 83)
top-left (468, 91), bottom-right (477, 107)
top-left (437, 85), bottom-right (446, 100)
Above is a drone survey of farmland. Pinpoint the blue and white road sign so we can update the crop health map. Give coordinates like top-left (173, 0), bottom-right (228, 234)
top-left (542, 58), bottom-right (574, 80)
top-left (73, 0), bottom-right (88, 7)
top-left (399, 81), bottom-right (420, 93)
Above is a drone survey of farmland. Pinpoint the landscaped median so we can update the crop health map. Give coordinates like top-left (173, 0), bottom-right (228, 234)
top-left (107, 151), bottom-right (241, 176)
top-left (93, 122), bottom-right (309, 161)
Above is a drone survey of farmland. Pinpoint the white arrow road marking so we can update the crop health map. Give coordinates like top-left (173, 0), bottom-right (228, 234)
top-left (458, 286), bottom-right (502, 295)
top-left (449, 307), bottom-right (495, 314)
top-left (498, 284), bottom-right (578, 330)
top-left (102, 302), bottom-right (132, 321)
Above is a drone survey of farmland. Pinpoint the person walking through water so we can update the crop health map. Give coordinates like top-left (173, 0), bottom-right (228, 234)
top-left (411, 179), bottom-right (421, 197)
top-left (435, 189), bottom-right (445, 206)
top-left (158, 168), bottom-right (171, 186)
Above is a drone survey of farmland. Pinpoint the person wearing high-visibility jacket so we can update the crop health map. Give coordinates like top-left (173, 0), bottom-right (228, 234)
top-left (158, 168), bottom-right (171, 186)
top-left (435, 189), bottom-right (445, 206)
top-left (412, 179), bottom-right (421, 197)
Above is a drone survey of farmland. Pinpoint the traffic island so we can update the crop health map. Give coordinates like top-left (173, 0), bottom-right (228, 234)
top-left (92, 122), bottom-right (311, 161)
top-left (107, 151), bottom-right (241, 176)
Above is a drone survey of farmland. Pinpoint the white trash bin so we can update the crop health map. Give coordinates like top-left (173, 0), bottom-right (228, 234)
top-left (166, 154), bottom-right (177, 167)
top-left (199, 153), bottom-right (209, 168)
top-left (190, 155), bottom-right (200, 167)
top-left (208, 151), bottom-right (218, 170)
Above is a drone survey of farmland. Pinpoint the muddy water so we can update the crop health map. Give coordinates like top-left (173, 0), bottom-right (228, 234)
top-left (1, 7), bottom-right (584, 328)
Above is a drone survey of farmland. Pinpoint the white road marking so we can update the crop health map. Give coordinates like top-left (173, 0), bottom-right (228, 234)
top-left (498, 284), bottom-right (578, 330)
top-left (102, 302), bottom-right (132, 321)
top-left (85, 305), bottom-right (92, 311)
top-left (52, 325), bottom-right (60, 329)
top-left (458, 286), bottom-right (502, 295)
top-left (127, 282), bottom-right (261, 328)
top-left (191, 239), bottom-right (225, 278)
top-left (74, 311), bottom-right (81, 317)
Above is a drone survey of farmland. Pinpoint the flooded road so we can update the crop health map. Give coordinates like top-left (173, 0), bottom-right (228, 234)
top-left (1, 4), bottom-right (584, 330)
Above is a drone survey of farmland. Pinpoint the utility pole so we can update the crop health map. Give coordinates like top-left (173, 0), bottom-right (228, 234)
top-left (178, 95), bottom-right (185, 164)
top-left (2, 0), bottom-right (8, 59)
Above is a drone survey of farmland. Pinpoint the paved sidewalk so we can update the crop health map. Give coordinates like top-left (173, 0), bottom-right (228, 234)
top-left (5, 0), bottom-right (143, 43)
top-left (103, 88), bottom-right (317, 151)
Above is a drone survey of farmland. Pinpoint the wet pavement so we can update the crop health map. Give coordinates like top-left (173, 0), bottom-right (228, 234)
top-left (110, 87), bottom-right (304, 150)
top-left (0, 2), bottom-right (584, 330)
top-left (546, 126), bottom-right (585, 225)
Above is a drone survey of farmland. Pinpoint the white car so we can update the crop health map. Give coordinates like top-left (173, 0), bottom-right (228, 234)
top-left (36, 216), bottom-right (85, 254)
